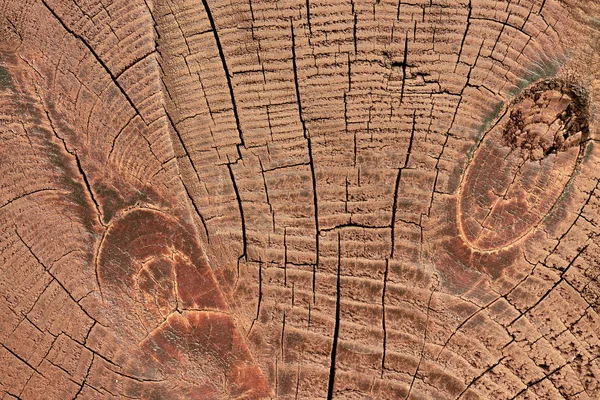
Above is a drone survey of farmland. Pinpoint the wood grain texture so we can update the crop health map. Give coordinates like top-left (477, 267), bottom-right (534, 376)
top-left (1, 0), bottom-right (600, 398)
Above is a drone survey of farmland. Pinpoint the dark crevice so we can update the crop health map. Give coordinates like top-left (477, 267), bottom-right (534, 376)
top-left (390, 111), bottom-right (415, 258)
top-left (456, 356), bottom-right (506, 399)
top-left (262, 161), bottom-right (310, 173)
top-left (295, 362), bottom-right (301, 399)
top-left (381, 258), bottom-right (389, 377)
top-left (454, 0), bottom-right (472, 71)
top-left (1, 342), bottom-right (41, 378)
top-left (73, 154), bottom-right (102, 223)
top-left (347, 54), bottom-right (352, 91)
top-left (538, 0), bottom-right (547, 14)
top-left (40, 104), bottom-right (105, 228)
top-left (507, 363), bottom-right (564, 400)
top-left (390, 176), bottom-right (402, 258)
top-left (353, 13), bottom-right (358, 54)
top-left (327, 233), bottom-right (342, 400)
top-left (72, 353), bottom-right (94, 400)
top-left (320, 223), bottom-right (389, 233)
top-left (291, 19), bottom-right (319, 303)
top-left (201, 0), bottom-right (245, 159)
top-left (259, 158), bottom-right (276, 232)
top-left (490, 11), bottom-right (511, 57)
top-left (284, 227), bottom-right (288, 287)
top-left (305, 0), bottom-right (312, 37)
top-left (396, 0), bottom-right (402, 21)
top-left (509, 244), bottom-right (589, 327)
top-left (399, 34), bottom-right (409, 105)
top-left (113, 49), bottom-right (156, 81)
top-left (281, 310), bottom-right (286, 359)
top-left (227, 161), bottom-right (248, 263)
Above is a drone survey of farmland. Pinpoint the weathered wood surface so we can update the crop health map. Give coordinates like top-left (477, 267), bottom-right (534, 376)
top-left (1, 0), bottom-right (600, 398)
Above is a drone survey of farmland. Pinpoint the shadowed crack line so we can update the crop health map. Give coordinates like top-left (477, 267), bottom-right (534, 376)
top-left (327, 233), bottom-right (342, 399)
top-left (381, 258), bottom-right (389, 377)
top-left (399, 34), bottom-right (409, 105)
top-left (38, 99), bottom-right (105, 228)
top-left (201, 0), bottom-right (245, 159)
top-left (454, 0), bottom-right (472, 72)
top-left (72, 353), bottom-right (94, 400)
top-left (291, 18), bottom-right (319, 303)
top-left (390, 111), bottom-right (416, 258)
top-left (227, 160), bottom-right (248, 265)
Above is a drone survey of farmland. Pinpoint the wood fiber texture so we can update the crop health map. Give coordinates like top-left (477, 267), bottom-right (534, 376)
top-left (1, 0), bottom-right (600, 398)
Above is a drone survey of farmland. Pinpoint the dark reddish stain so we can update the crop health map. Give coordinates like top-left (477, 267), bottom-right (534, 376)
top-left (99, 208), bottom-right (228, 311)
top-left (97, 208), bottom-right (271, 397)
top-left (141, 312), bottom-right (271, 398)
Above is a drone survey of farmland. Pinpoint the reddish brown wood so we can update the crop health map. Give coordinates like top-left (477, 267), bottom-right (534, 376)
top-left (1, 0), bottom-right (600, 398)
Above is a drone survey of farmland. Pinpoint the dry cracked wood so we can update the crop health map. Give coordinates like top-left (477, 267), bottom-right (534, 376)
top-left (1, 0), bottom-right (600, 398)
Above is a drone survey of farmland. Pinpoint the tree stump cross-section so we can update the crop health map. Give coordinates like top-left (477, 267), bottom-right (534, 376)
top-left (1, 0), bottom-right (600, 398)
